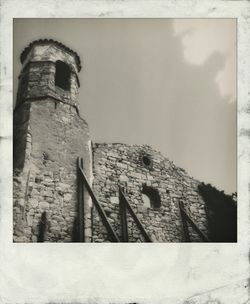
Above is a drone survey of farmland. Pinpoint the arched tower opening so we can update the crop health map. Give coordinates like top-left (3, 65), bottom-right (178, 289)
top-left (55, 60), bottom-right (71, 91)
top-left (16, 39), bottom-right (81, 111)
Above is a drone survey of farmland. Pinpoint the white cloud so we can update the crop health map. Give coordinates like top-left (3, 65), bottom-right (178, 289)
top-left (215, 48), bottom-right (236, 102)
top-left (173, 19), bottom-right (236, 101)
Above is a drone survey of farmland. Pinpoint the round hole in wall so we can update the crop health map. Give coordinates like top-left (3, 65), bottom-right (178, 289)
top-left (142, 155), bottom-right (151, 166)
top-left (141, 154), bottom-right (153, 169)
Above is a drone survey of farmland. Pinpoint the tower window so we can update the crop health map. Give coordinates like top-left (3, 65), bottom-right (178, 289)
top-left (55, 61), bottom-right (71, 91)
top-left (142, 185), bottom-right (161, 209)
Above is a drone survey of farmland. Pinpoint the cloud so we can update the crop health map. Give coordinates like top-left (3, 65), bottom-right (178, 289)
top-left (173, 19), bottom-right (236, 102)
top-left (215, 48), bottom-right (236, 103)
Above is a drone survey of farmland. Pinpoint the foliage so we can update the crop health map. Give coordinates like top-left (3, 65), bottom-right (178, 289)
top-left (198, 183), bottom-right (237, 242)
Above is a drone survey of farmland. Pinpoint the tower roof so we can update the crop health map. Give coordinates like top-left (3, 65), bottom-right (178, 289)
top-left (20, 39), bottom-right (82, 72)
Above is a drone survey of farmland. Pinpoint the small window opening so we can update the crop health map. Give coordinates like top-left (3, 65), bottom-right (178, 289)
top-left (141, 154), bottom-right (153, 169)
top-left (142, 184), bottom-right (161, 209)
top-left (55, 60), bottom-right (71, 91)
top-left (142, 156), bottom-right (151, 166)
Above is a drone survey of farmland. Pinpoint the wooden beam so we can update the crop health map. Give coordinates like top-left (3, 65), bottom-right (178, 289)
top-left (119, 190), bottom-right (129, 242)
top-left (77, 157), bottom-right (84, 242)
top-left (119, 188), bottom-right (152, 242)
top-left (179, 201), bottom-right (209, 242)
top-left (182, 208), bottom-right (209, 242)
top-left (179, 201), bottom-right (191, 242)
top-left (78, 166), bottom-right (120, 242)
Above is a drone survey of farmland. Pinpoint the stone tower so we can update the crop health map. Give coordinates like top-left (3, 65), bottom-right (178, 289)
top-left (13, 40), bottom-right (233, 243)
top-left (13, 39), bottom-right (92, 242)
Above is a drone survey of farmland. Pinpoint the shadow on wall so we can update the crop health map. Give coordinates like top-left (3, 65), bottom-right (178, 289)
top-left (198, 183), bottom-right (237, 242)
top-left (37, 211), bottom-right (47, 242)
top-left (37, 211), bottom-right (82, 242)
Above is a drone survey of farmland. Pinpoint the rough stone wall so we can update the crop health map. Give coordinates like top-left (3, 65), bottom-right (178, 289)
top-left (92, 143), bottom-right (208, 242)
top-left (16, 61), bottom-right (79, 109)
top-left (22, 44), bottom-right (79, 74)
top-left (13, 99), bottom-right (91, 242)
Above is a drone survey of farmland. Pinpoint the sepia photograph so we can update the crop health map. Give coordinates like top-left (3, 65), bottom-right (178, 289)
top-left (1, 1), bottom-right (250, 303)
top-left (13, 18), bottom-right (237, 243)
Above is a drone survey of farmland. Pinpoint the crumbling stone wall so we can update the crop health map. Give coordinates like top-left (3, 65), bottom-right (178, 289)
top-left (13, 99), bottom-right (91, 242)
top-left (17, 60), bottom-right (79, 110)
top-left (92, 143), bottom-right (208, 242)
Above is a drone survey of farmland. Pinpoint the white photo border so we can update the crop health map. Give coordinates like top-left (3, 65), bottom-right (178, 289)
top-left (0, 0), bottom-right (249, 303)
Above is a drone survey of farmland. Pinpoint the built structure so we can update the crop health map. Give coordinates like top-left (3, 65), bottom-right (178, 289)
top-left (13, 40), bottom-right (213, 242)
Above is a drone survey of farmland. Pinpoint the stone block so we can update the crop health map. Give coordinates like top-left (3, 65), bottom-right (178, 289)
top-left (32, 235), bottom-right (38, 242)
top-left (18, 198), bottom-right (25, 207)
top-left (119, 175), bottom-right (129, 182)
top-left (117, 162), bottom-right (128, 169)
top-left (190, 206), bottom-right (197, 213)
top-left (85, 228), bottom-right (92, 237)
top-left (64, 193), bottom-right (72, 202)
top-left (50, 226), bottom-right (61, 234)
top-left (107, 152), bottom-right (119, 158)
top-left (27, 214), bottom-right (33, 226)
top-left (46, 197), bottom-right (54, 203)
top-left (110, 197), bottom-right (119, 205)
top-left (57, 183), bottom-right (69, 191)
top-left (44, 190), bottom-right (53, 197)
top-left (129, 172), bottom-right (141, 179)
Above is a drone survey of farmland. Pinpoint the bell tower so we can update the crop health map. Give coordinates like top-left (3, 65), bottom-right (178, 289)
top-left (13, 39), bottom-right (92, 242)
top-left (16, 39), bottom-right (81, 110)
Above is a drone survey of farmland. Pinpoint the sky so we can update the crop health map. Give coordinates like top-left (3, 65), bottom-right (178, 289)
top-left (13, 18), bottom-right (236, 194)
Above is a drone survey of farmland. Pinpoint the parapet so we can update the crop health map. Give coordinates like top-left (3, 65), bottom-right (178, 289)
top-left (16, 39), bottom-right (82, 111)
top-left (20, 39), bottom-right (81, 72)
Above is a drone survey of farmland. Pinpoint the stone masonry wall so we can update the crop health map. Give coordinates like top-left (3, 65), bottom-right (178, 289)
top-left (13, 99), bottom-right (91, 242)
top-left (22, 44), bottom-right (79, 74)
top-left (92, 143), bottom-right (208, 242)
top-left (16, 61), bottom-right (79, 109)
